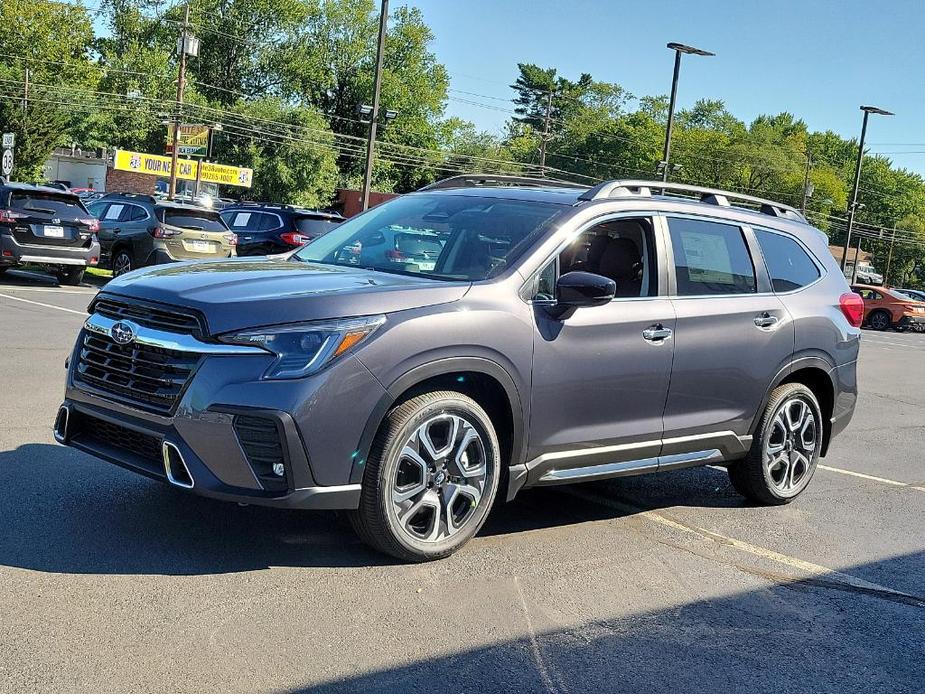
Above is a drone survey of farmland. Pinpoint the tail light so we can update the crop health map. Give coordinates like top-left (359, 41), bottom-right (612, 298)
top-left (279, 231), bottom-right (310, 247)
top-left (148, 225), bottom-right (178, 239)
top-left (0, 209), bottom-right (27, 224)
top-left (78, 217), bottom-right (99, 232)
top-left (224, 232), bottom-right (238, 246)
top-left (839, 292), bottom-right (865, 328)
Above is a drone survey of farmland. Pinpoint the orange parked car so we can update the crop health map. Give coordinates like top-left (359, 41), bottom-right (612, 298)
top-left (851, 284), bottom-right (925, 331)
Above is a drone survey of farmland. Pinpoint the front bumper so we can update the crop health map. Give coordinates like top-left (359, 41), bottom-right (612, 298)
top-left (1, 233), bottom-right (100, 267)
top-left (57, 317), bottom-right (387, 509)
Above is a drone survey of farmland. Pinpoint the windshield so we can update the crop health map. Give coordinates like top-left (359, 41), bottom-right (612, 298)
top-left (293, 194), bottom-right (565, 280)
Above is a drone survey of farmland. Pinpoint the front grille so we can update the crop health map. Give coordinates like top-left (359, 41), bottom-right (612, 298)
top-left (71, 411), bottom-right (164, 471)
top-left (93, 297), bottom-right (206, 336)
top-left (75, 330), bottom-right (199, 415)
top-left (234, 415), bottom-right (288, 492)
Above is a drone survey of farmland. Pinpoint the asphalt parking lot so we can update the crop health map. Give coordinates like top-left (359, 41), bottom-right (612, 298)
top-left (1, 268), bottom-right (923, 694)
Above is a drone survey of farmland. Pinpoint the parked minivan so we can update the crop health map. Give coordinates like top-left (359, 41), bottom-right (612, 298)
top-left (56, 176), bottom-right (860, 561)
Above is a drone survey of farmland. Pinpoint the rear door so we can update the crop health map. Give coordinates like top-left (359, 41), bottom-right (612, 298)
top-left (661, 215), bottom-right (794, 455)
top-left (158, 207), bottom-right (233, 259)
top-left (8, 190), bottom-right (92, 249)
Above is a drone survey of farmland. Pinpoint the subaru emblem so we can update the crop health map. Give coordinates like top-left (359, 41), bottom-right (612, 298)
top-left (110, 321), bottom-right (137, 346)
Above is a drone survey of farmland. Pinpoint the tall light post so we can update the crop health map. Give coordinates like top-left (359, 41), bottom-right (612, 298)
top-left (361, 0), bottom-right (389, 212)
top-left (659, 42), bottom-right (714, 183)
top-left (840, 105), bottom-right (894, 273)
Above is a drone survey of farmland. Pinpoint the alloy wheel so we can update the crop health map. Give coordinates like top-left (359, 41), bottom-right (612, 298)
top-left (869, 312), bottom-right (890, 330)
top-left (765, 397), bottom-right (817, 494)
top-left (113, 253), bottom-right (132, 277)
top-left (390, 413), bottom-right (489, 543)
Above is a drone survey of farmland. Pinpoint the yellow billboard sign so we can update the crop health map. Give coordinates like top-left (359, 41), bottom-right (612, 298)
top-left (166, 124), bottom-right (210, 156)
top-left (112, 149), bottom-right (253, 188)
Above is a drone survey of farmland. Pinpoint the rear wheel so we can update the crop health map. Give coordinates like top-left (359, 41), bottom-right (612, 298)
top-left (112, 249), bottom-right (133, 277)
top-left (867, 309), bottom-right (892, 331)
top-left (350, 391), bottom-right (501, 562)
top-left (0, 267), bottom-right (7, 275)
top-left (728, 383), bottom-right (822, 505)
top-left (57, 266), bottom-right (85, 286)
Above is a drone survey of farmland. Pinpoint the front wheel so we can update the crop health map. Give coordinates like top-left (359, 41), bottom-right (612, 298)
top-left (112, 250), bottom-right (134, 277)
top-left (728, 383), bottom-right (822, 505)
top-left (350, 391), bottom-right (501, 562)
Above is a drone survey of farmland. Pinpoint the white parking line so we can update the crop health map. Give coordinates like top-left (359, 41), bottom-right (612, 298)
top-left (0, 292), bottom-right (87, 316)
top-left (819, 464), bottom-right (925, 492)
top-left (0, 286), bottom-right (97, 295)
top-left (563, 487), bottom-right (924, 604)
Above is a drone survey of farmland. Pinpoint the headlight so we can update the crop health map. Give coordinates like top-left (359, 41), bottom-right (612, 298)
top-left (219, 315), bottom-right (385, 379)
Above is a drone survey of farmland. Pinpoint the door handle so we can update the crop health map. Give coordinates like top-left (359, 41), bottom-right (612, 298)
top-left (642, 324), bottom-right (673, 342)
top-left (754, 312), bottom-right (779, 329)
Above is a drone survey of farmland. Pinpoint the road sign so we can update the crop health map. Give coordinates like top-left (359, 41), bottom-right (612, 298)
top-left (2, 132), bottom-right (14, 149)
top-left (1, 149), bottom-right (13, 176)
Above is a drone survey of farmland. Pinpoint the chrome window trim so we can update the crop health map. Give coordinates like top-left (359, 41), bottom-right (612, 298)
top-left (84, 313), bottom-right (265, 355)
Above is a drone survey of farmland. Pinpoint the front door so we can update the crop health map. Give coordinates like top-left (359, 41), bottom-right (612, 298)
top-left (527, 215), bottom-right (675, 484)
top-left (661, 215), bottom-right (795, 458)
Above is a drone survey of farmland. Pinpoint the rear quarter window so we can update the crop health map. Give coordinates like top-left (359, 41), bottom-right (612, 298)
top-left (755, 229), bottom-right (821, 292)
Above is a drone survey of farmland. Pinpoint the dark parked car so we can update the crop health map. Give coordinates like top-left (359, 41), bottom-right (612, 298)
top-left (56, 175), bottom-right (860, 562)
top-left (86, 193), bottom-right (236, 276)
top-left (220, 203), bottom-right (344, 256)
top-left (0, 182), bottom-right (100, 285)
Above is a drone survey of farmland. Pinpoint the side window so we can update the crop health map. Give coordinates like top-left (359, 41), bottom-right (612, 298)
top-left (258, 213), bottom-right (282, 231)
top-left (121, 204), bottom-right (147, 222)
top-left (668, 217), bottom-right (756, 296)
top-left (87, 202), bottom-right (107, 218)
top-left (103, 204), bottom-right (124, 221)
top-left (533, 216), bottom-right (658, 300)
top-left (755, 229), bottom-right (820, 292)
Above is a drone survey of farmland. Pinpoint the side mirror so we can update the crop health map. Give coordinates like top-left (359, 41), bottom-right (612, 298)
top-left (551, 271), bottom-right (615, 314)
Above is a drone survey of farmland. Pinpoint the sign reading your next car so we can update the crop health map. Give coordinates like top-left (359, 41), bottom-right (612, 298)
top-left (112, 149), bottom-right (253, 188)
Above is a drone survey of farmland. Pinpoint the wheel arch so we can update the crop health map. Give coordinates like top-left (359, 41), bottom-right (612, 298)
top-left (349, 357), bottom-right (526, 485)
top-left (753, 357), bottom-right (836, 457)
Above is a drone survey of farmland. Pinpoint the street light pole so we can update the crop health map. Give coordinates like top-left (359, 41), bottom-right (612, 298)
top-left (840, 105), bottom-right (894, 273)
top-left (801, 151), bottom-right (813, 214)
top-left (539, 87), bottom-right (553, 175)
top-left (660, 42), bottom-right (714, 183)
top-left (361, 0), bottom-right (389, 212)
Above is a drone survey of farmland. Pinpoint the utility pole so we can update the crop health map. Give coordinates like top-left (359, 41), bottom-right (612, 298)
top-left (360, 0), bottom-right (389, 212)
top-left (22, 68), bottom-right (29, 112)
top-left (168, 2), bottom-right (191, 201)
top-left (840, 105), bottom-right (893, 272)
top-left (800, 151), bottom-right (813, 214)
top-left (538, 87), bottom-right (553, 175)
top-left (885, 227), bottom-right (896, 285)
top-left (850, 234), bottom-right (862, 284)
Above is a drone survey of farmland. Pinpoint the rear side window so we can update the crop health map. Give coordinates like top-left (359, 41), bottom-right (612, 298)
top-left (668, 217), bottom-right (756, 296)
top-left (221, 210), bottom-right (280, 231)
top-left (160, 209), bottom-right (227, 232)
top-left (123, 205), bottom-right (148, 222)
top-left (10, 191), bottom-right (87, 217)
top-left (755, 229), bottom-right (820, 292)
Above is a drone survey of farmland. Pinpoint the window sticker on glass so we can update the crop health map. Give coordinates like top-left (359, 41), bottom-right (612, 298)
top-left (233, 212), bottom-right (251, 227)
top-left (104, 204), bottom-right (124, 220)
top-left (680, 231), bottom-right (733, 285)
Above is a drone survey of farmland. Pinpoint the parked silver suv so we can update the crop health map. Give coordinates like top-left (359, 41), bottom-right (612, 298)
top-left (56, 176), bottom-right (861, 562)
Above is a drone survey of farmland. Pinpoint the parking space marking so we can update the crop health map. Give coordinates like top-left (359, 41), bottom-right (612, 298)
top-left (0, 286), bottom-right (97, 295)
top-left (563, 488), bottom-right (925, 604)
top-left (0, 292), bottom-right (87, 316)
top-left (819, 464), bottom-right (925, 492)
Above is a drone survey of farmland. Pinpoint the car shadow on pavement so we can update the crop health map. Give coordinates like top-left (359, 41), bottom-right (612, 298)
top-left (289, 550), bottom-right (925, 694)
top-left (0, 443), bottom-right (745, 576)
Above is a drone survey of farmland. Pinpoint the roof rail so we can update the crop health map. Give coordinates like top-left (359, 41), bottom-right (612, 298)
top-left (577, 180), bottom-right (806, 221)
top-left (419, 174), bottom-right (588, 191)
top-left (102, 192), bottom-right (158, 203)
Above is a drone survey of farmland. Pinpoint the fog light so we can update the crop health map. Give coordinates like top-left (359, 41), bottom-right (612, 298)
top-left (272, 462), bottom-right (285, 477)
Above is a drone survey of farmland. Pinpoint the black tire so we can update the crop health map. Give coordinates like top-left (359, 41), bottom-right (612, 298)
top-left (112, 249), bottom-right (134, 277)
top-left (728, 383), bottom-right (823, 505)
top-left (58, 266), bottom-right (85, 286)
top-left (867, 309), bottom-right (892, 331)
top-left (350, 391), bottom-right (502, 562)
top-left (0, 266), bottom-right (7, 275)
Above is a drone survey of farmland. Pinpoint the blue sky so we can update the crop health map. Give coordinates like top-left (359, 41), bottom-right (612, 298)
top-left (402, 0), bottom-right (925, 175)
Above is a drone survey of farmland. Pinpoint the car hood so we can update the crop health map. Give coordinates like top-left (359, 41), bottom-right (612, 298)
top-left (100, 257), bottom-right (470, 334)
